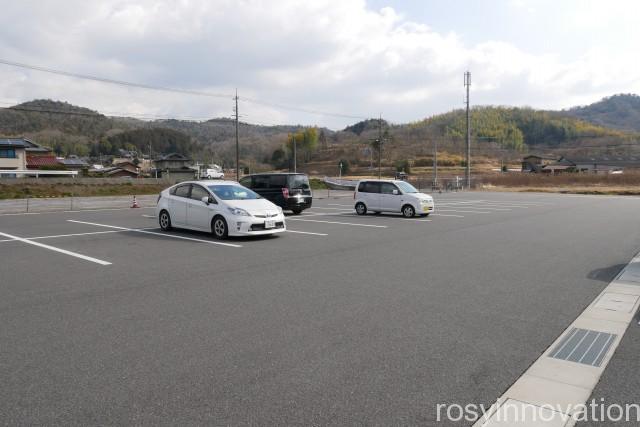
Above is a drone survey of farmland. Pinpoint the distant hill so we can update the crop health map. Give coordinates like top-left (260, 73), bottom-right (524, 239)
top-left (344, 118), bottom-right (388, 135)
top-left (0, 99), bottom-right (308, 168)
top-left (564, 94), bottom-right (640, 132)
top-left (410, 106), bottom-right (626, 149)
top-left (0, 98), bottom-right (638, 173)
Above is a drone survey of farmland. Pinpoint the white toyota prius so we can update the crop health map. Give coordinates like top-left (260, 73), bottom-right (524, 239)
top-left (156, 180), bottom-right (286, 239)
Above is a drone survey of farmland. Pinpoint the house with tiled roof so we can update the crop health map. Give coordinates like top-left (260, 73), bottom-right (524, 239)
top-left (58, 155), bottom-right (89, 171)
top-left (0, 138), bottom-right (29, 173)
top-left (153, 153), bottom-right (195, 180)
top-left (523, 154), bottom-right (640, 174)
top-left (1, 138), bottom-right (58, 176)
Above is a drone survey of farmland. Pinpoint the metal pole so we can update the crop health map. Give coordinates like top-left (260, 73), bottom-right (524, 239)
top-left (433, 138), bottom-right (438, 186)
top-left (464, 71), bottom-right (471, 188)
top-left (235, 89), bottom-right (239, 182)
top-left (293, 132), bottom-right (298, 173)
top-left (378, 114), bottom-right (382, 179)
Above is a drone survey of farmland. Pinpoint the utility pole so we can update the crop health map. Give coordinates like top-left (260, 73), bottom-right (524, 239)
top-left (149, 142), bottom-right (157, 179)
top-left (378, 114), bottom-right (383, 179)
top-left (433, 138), bottom-right (438, 185)
top-left (234, 89), bottom-right (239, 182)
top-left (464, 71), bottom-right (471, 188)
top-left (293, 132), bottom-right (297, 173)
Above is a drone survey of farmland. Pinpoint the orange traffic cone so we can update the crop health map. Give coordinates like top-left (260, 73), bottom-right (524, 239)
top-left (131, 195), bottom-right (140, 208)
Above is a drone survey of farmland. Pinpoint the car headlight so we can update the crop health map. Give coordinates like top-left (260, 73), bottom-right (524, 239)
top-left (276, 206), bottom-right (283, 213)
top-left (227, 207), bottom-right (251, 216)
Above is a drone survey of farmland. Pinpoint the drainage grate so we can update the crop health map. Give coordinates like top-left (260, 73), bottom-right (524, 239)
top-left (617, 262), bottom-right (640, 283)
top-left (548, 328), bottom-right (617, 367)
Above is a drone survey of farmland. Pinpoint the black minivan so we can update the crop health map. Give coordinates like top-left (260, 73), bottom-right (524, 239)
top-left (239, 173), bottom-right (312, 214)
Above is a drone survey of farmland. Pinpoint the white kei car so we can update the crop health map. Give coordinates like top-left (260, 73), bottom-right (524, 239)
top-left (354, 179), bottom-right (435, 217)
top-left (156, 180), bottom-right (286, 239)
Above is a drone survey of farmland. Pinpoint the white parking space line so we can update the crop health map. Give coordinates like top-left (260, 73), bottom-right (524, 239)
top-left (308, 206), bottom-right (354, 211)
top-left (437, 204), bottom-right (512, 211)
top-left (431, 213), bottom-right (465, 217)
top-left (327, 203), bottom-right (355, 207)
top-left (0, 228), bottom-right (160, 243)
top-left (437, 209), bottom-right (492, 214)
top-left (332, 213), bottom-right (433, 222)
top-left (297, 212), bottom-right (335, 217)
top-left (285, 230), bottom-right (328, 236)
top-left (440, 199), bottom-right (550, 206)
top-left (437, 202), bottom-right (520, 210)
top-left (286, 218), bottom-right (388, 228)
top-left (0, 231), bottom-right (112, 265)
top-left (142, 214), bottom-right (156, 218)
top-left (67, 220), bottom-right (243, 248)
top-left (0, 230), bottom-right (131, 243)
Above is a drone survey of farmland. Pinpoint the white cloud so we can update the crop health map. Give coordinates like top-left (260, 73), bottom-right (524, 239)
top-left (0, 0), bottom-right (638, 129)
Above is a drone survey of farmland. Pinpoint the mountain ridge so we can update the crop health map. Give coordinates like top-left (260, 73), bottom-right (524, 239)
top-left (1, 96), bottom-right (638, 171)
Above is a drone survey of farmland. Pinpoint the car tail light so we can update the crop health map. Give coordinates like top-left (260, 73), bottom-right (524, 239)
top-left (282, 187), bottom-right (289, 199)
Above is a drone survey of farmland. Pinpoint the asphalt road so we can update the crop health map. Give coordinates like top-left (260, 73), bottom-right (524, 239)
top-left (1, 191), bottom-right (639, 426)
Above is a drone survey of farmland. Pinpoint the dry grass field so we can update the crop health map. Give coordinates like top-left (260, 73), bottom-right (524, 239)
top-left (477, 171), bottom-right (640, 195)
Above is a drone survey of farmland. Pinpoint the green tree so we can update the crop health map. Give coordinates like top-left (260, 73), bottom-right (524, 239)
top-left (286, 127), bottom-right (319, 163)
top-left (394, 159), bottom-right (411, 174)
top-left (338, 159), bottom-right (350, 175)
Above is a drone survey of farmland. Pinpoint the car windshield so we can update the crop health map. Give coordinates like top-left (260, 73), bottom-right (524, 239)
top-left (396, 181), bottom-right (419, 193)
top-left (208, 184), bottom-right (262, 200)
top-left (289, 174), bottom-right (310, 189)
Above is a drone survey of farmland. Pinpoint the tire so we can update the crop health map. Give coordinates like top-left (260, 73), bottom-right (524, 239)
top-left (212, 215), bottom-right (229, 239)
top-left (355, 202), bottom-right (367, 215)
top-left (159, 210), bottom-right (172, 231)
top-left (206, 175), bottom-right (212, 179)
top-left (402, 204), bottom-right (416, 218)
top-left (291, 209), bottom-right (302, 215)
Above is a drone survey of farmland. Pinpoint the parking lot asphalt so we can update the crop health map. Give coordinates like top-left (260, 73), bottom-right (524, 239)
top-left (1, 191), bottom-right (639, 425)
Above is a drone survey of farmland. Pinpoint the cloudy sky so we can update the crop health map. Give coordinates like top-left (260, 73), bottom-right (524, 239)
top-left (0, 0), bottom-right (638, 129)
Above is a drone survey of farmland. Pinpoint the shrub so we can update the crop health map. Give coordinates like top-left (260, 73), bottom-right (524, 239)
top-left (338, 159), bottom-right (350, 175)
top-left (394, 159), bottom-right (411, 174)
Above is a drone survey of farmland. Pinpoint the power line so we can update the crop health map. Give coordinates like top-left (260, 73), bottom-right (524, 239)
top-left (0, 104), bottom-right (234, 122)
top-left (240, 96), bottom-right (370, 120)
top-left (1, 103), bottom-right (313, 130)
top-left (0, 58), bottom-right (233, 99)
top-left (0, 58), bottom-right (373, 120)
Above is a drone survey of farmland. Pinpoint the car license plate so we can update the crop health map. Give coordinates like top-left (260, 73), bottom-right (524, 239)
top-left (265, 219), bottom-right (275, 229)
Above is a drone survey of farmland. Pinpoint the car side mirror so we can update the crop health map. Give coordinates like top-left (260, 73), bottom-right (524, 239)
top-left (201, 196), bottom-right (211, 205)
top-left (392, 189), bottom-right (399, 195)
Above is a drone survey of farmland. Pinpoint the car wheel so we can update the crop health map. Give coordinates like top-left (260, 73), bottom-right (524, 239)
top-left (212, 216), bottom-right (228, 239)
top-left (291, 209), bottom-right (302, 215)
top-left (402, 204), bottom-right (415, 218)
top-left (206, 175), bottom-right (212, 179)
top-left (355, 202), bottom-right (367, 215)
top-left (159, 210), bottom-right (172, 231)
